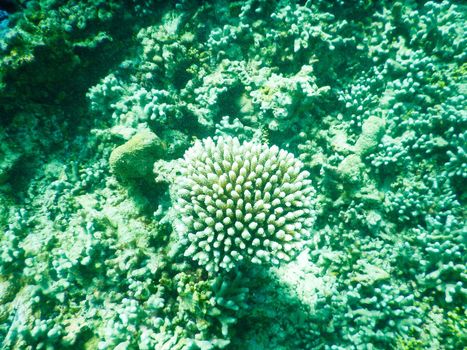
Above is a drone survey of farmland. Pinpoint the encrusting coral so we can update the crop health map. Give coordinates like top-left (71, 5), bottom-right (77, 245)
top-left (175, 136), bottom-right (316, 273)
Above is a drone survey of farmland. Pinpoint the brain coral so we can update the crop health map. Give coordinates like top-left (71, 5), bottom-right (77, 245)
top-left (176, 136), bottom-right (315, 273)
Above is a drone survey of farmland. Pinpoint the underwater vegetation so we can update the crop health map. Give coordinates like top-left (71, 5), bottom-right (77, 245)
top-left (0, 0), bottom-right (465, 349)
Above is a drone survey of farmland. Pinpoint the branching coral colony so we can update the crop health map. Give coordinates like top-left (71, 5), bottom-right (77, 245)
top-left (175, 136), bottom-right (316, 273)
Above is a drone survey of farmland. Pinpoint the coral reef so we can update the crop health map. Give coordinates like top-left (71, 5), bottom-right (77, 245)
top-left (0, 0), bottom-right (465, 349)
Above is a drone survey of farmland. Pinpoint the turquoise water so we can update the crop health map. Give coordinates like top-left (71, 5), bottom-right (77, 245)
top-left (0, 1), bottom-right (465, 349)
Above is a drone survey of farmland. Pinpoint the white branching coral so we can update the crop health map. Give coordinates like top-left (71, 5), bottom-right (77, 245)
top-left (176, 136), bottom-right (315, 273)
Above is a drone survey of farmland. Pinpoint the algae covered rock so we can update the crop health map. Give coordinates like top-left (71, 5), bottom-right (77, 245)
top-left (109, 130), bottom-right (165, 180)
top-left (354, 116), bottom-right (385, 156)
top-left (337, 154), bottom-right (364, 184)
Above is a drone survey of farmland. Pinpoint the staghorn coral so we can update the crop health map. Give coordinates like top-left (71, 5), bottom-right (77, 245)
top-left (175, 136), bottom-right (316, 273)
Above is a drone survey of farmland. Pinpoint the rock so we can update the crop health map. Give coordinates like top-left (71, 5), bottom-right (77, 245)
top-left (354, 116), bottom-right (385, 156)
top-left (331, 129), bottom-right (354, 154)
top-left (337, 154), bottom-right (364, 183)
top-left (109, 130), bottom-right (165, 180)
top-left (0, 279), bottom-right (15, 304)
